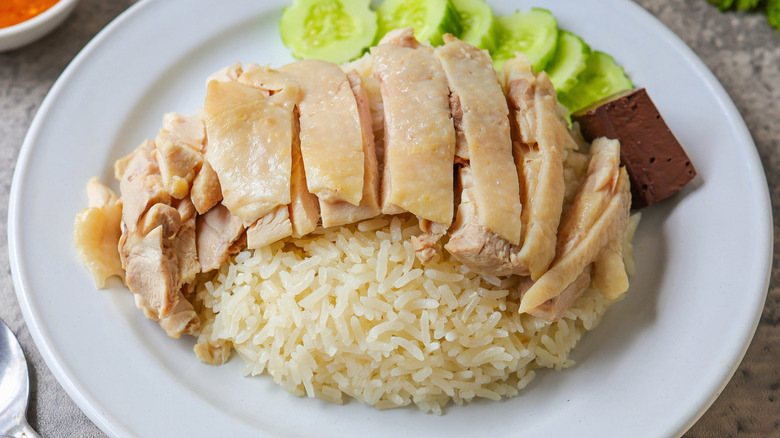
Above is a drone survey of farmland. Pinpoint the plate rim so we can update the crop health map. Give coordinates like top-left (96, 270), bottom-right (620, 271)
top-left (8, 0), bottom-right (773, 436)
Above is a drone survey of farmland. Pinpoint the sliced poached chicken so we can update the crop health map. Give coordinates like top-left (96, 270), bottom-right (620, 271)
top-left (518, 138), bottom-right (631, 314)
top-left (371, 28), bottom-right (456, 262)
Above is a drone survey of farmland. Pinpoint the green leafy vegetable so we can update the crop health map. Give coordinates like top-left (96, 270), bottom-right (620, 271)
top-left (705, 0), bottom-right (780, 34)
top-left (768, 0), bottom-right (780, 34)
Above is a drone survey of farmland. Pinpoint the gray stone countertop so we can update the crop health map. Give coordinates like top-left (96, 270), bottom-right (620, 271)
top-left (0, 0), bottom-right (778, 436)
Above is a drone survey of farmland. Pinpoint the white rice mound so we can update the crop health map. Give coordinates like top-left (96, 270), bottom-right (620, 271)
top-left (195, 214), bottom-right (623, 414)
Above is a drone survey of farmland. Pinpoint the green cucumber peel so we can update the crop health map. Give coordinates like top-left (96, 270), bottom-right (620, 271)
top-left (280, 0), bottom-right (378, 64)
top-left (545, 30), bottom-right (591, 94)
top-left (492, 7), bottom-right (558, 72)
top-left (376, 0), bottom-right (463, 46)
top-left (451, 0), bottom-right (500, 52)
top-left (558, 50), bottom-right (633, 114)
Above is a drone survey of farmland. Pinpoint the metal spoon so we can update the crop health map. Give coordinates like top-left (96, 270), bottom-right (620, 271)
top-left (0, 318), bottom-right (39, 438)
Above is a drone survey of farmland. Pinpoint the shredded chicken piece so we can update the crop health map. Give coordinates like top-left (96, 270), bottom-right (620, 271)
top-left (318, 70), bottom-right (382, 228)
top-left (519, 138), bottom-right (631, 314)
top-left (435, 34), bottom-right (521, 244)
top-left (503, 53), bottom-right (569, 280)
top-left (114, 140), bottom-right (170, 232)
top-left (522, 265), bottom-right (593, 322)
top-left (74, 177), bottom-right (124, 288)
top-left (196, 203), bottom-right (245, 272)
top-left (288, 107), bottom-right (320, 237)
top-left (246, 205), bottom-right (293, 249)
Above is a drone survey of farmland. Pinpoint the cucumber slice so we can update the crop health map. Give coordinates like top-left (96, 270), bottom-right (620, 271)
top-left (545, 30), bottom-right (591, 94)
top-left (280, 0), bottom-right (377, 64)
top-left (558, 51), bottom-right (633, 114)
top-left (376, 0), bottom-right (463, 46)
top-left (492, 8), bottom-right (558, 72)
top-left (451, 0), bottom-right (500, 52)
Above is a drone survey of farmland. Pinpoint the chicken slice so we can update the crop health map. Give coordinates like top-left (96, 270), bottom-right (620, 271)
top-left (521, 265), bottom-right (593, 322)
top-left (206, 62), bottom-right (243, 84)
top-left (153, 112), bottom-right (207, 199)
top-left (371, 27), bottom-right (456, 227)
top-left (161, 112), bottom-right (205, 151)
top-left (196, 203), bottom-right (245, 272)
top-left (411, 220), bottom-right (450, 264)
top-left (341, 53), bottom-right (385, 175)
top-left (281, 59), bottom-right (366, 206)
top-left (136, 203), bottom-right (181, 240)
top-left (172, 197), bottom-right (200, 285)
top-left (190, 160), bottom-right (222, 215)
top-left (154, 132), bottom-right (203, 199)
top-left (503, 54), bottom-right (567, 280)
top-left (435, 34), bottom-right (521, 244)
top-left (74, 177), bottom-right (124, 288)
top-left (518, 138), bottom-right (631, 314)
top-left (591, 236), bottom-right (629, 300)
top-left (445, 166), bottom-right (528, 276)
top-left (134, 293), bottom-right (199, 339)
top-left (123, 225), bottom-right (180, 319)
top-left (288, 107), bottom-right (320, 237)
top-left (203, 67), bottom-right (296, 226)
top-left (158, 295), bottom-right (200, 338)
top-left (246, 205), bottom-right (293, 249)
top-left (318, 70), bottom-right (381, 228)
top-left (114, 140), bottom-right (170, 232)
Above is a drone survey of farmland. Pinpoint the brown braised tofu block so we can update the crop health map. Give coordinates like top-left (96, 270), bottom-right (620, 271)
top-left (572, 88), bottom-right (696, 209)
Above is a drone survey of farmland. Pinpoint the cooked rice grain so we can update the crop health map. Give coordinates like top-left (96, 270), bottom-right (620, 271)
top-left (195, 216), bottom-right (615, 413)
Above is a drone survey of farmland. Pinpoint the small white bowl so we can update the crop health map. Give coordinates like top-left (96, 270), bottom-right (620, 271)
top-left (0, 0), bottom-right (80, 52)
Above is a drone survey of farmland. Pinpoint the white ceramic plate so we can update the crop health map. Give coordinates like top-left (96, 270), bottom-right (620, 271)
top-left (9, 0), bottom-right (772, 437)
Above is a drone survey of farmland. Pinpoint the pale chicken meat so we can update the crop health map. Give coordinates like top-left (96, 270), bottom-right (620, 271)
top-left (154, 112), bottom-right (206, 199)
top-left (134, 292), bottom-right (200, 339)
top-left (203, 65), bottom-right (296, 226)
top-left (446, 53), bottom-right (570, 277)
top-left (122, 224), bottom-right (180, 319)
top-left (172, 197), bottom-right (200, 285)
top-left (288, 108), bottom-right (320, 237)
top-left (114, 140), bottom-right (170, 232)
top-left (592, 237), bottom-right (630, 300)
top-left (76, 39), bottom-right (642, 343)
top-left (196, 203), bottom-right (245, 272)
top-left (434, 34), bottom-right (521, 244)
top-left (154, 132), bottom-right (203, 200)
top-left (206, 62), bottom-right (242, 84)
top-left (519, 138), bottom-right (631, 314)
top-left (411, 220), bottom-right (450, 264)
top-left (281, 59), bottom-right (366, 206)
top-left (246, 205), bottom-right (293, 249)
top-left (445, 167), bottom-right (528, 276)
top-left (340, 54), bottom-right (385, 174)
top-left (137, 203), bottom-right (181, 239)
top-left (116, 139), bottom-right (183, 322)
top-left (115, 137), bottom-right (203, 331)
top-left (318, 70), bottom-right (381, 228)
top-left (371, 28), bottom-right (456, 227)
top-left (162, 112), bottom-right (206, 147)
top-left (190, 160), bottom-right (222, 215)
top-left (521, 265), bottom-right (593, 322)
top-left (74, 177), bottom-right (124, 288)
top-left (157, 295), bottom-right (200, 338)
top-left (503, 54), bottom-right (568, 280)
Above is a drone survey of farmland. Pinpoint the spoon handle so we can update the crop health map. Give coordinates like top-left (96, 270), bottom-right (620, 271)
top-left (3, 417), bottom-right (40, 438)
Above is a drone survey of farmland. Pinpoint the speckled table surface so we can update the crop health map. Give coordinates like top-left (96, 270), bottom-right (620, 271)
top-left (0, 0), bottom-right (778, 436)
